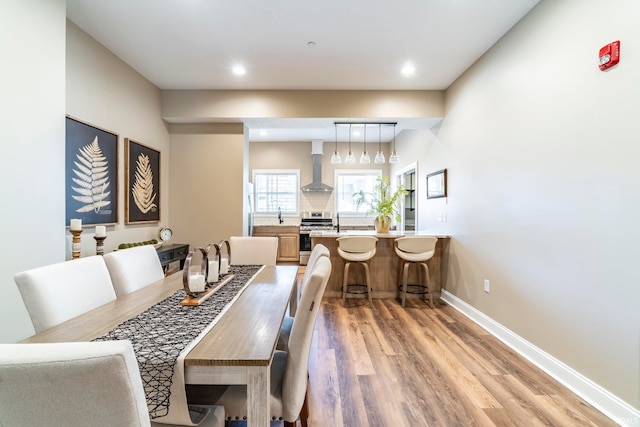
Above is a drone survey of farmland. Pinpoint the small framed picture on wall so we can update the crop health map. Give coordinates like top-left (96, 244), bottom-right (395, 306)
top-left (125, 138), bottom-right (160, 224)
top-left (65, 116), bottom-right (118, 226)
top-left (426, 168), bottom-right (447, 199)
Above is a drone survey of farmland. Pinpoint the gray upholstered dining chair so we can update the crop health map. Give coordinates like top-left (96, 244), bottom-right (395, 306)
top-left (0, 340), bottom-right (225, 427)
top-left (277, 243), bottom-right (330, 351)
top-left (14, 255), bottom-right (117, 332)
top-left (186, 256), bottom-right (332, 427)
top-left (103, 244), bottom-right (165, 297)
top-left (229, 236), bottom-right (279, 266)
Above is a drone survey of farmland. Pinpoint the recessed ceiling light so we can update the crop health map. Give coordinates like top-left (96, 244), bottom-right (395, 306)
top-left (401, 62), bottom-right (416, 77)
top-left (259, 130), bottom-right (268, 136)
top-left (307, 41), bottom-right (316, 48)
top-left (232, 64), bottom-right (247, 76)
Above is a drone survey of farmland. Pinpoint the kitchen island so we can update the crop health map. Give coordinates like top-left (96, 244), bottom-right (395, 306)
top-left (311, 230), bottom-right (450, 301)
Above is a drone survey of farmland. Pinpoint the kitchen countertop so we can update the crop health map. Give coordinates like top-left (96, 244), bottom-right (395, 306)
top-left (310, 230), bottom-right (451, 239)
top-left (253, 224), bottom-right (300, 228)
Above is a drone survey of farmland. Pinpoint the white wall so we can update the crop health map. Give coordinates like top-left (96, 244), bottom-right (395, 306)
top-left (0, 0), bottom-right (66, 342)
top-left (409, 0), bottom-right (639, 413)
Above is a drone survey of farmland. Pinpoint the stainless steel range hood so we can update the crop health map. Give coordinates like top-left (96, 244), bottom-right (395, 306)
top-left (301, 140), bottom-right (333, 192)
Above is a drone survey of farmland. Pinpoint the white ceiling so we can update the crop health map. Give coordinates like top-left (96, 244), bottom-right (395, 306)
top-left (66, 0), bottom-right (539, 142)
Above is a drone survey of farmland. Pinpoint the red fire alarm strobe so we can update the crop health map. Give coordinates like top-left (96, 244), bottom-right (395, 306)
top-left (599, 40), bottom-right (620, 71)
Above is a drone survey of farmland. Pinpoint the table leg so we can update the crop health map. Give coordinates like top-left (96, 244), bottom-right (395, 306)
top-left (247, 365), bottom-right (270, 427)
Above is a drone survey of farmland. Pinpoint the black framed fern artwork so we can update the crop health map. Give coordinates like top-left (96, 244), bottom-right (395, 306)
top-left (125, 138), bottom-right (160, 224)
top-left (65, 116), bottom-right (118, 226)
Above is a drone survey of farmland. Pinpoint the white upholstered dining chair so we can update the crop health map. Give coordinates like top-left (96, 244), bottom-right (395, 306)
top-left (103, 244), bottom-right (165, 297)
top-left (14, 255), bottom-right (117, 333)
top-left (229, 236), bottom-right (278, 266)
top-left (277, 243), bottom-right (330, 351)
top-left (186, 256), bottom-right (332, 427)
top-left (0, 340), bottom-right (151, 427)
top-left (0, 340), bottom-right (225, 427)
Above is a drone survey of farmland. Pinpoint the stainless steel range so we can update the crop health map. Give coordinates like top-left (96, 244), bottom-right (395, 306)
top-left (299, 211), bottom-right (333, 265)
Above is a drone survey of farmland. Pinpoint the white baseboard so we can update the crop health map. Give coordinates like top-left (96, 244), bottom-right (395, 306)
top-left (440, 290), bottom-right (639, 427)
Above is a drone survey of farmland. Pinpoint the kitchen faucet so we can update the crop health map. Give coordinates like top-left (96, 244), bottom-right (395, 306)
top-left (278, 207), bottom-right (284, 224)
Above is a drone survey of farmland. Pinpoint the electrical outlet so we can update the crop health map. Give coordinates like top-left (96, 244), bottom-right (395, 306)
top-left (484, 279), bottom-right (490, 293)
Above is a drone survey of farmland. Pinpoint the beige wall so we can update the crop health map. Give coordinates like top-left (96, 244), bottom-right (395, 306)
top-left (66, 21), bottom-right (171, 256)
top-left (0, 0), bottom-right (66, 342)
top-left (168, 124), bottom-right (245, 247)
top-left (0, 18), bottom-right (171, 341)
top-left (162, 90), bottom-right (444, 122)
top-left (399, 0), bottom-right (639, 412)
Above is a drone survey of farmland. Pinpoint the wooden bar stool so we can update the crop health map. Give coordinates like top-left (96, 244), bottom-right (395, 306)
top-left (394, 236), bottom-right (438, 307)
top-left (337, 236), bottom-right (378, 306)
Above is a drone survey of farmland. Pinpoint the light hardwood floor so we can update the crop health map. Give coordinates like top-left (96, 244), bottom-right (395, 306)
top-left (305, 296), bottom-right (617, 427)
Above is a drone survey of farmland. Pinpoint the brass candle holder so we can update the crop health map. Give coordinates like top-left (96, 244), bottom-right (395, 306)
top-left (70, 229), bottom-right (83, 259)
top-left (94, 236), bottom-right (106, 256)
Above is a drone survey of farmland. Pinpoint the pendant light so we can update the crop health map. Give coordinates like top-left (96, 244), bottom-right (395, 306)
top-left (344, 124), bottom-right (356, 164)
top-left (330, 123), bottom-right (341, 164)
top-left (389, 123), bottom-right (400, 163)
top-left (374, 123), bottom-right (386, 164)
top-left (359, 124), bottom-right (370, 164)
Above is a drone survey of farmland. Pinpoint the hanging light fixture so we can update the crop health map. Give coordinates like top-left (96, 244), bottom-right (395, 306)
top-left (359, 124), bottom-right (370, 164)
top-left (330, 123), bottom-right (341, 164)
top-left (344, 124), bottom-right (356, 164)
top-left (389, 123), bottom-right (400, 163)
top-left (374, 124), bottom-right (386, 164)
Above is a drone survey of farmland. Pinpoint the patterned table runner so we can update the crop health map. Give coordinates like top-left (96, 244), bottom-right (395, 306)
top-left (93, 265), bottom-right (262, 421)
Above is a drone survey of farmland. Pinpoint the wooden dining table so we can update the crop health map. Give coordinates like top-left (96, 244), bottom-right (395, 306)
top-left (21, 264), bottom-right (299, 427)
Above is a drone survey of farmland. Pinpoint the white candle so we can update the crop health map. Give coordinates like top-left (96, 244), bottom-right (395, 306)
top-left (207, 259), bottom-right (219, 283)
top-left (220, 257), bottom-right (229, 275)
top-left (95, 225), bottom-right (106, 237)
top-left (189, 273), bottom-right (206, 292)
top-left (70, 219), bottom-right (82, 231)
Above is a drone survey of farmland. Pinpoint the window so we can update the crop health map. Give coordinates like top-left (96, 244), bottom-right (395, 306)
top-left (334, 170), bottom-right (382, 215)
top-left (253, 170), bottom-right (299, 215)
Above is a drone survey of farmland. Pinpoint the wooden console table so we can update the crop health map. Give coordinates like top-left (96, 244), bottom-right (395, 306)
top-left (156, 243), bottom-right (189, 273)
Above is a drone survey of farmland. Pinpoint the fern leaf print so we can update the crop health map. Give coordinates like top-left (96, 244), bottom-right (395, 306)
top-left (132, 153), bottom-right (158, 214)
top-left (71, 136), bottom-right (111, 213)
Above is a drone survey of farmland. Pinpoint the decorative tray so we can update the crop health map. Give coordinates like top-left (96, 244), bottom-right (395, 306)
top-left (180, 274), bottom-right (234, 306)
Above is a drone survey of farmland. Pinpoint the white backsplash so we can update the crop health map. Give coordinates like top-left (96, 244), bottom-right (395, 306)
top-left (253, 191), bottom-right (374, 226)
top-left (300, 191), bottom-right (334, 214)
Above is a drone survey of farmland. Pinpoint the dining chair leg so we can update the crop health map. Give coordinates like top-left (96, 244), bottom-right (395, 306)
top-left (401, 261), bottom-right (410, 307)
top-left (300, 389), bottom-right (310, 427)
